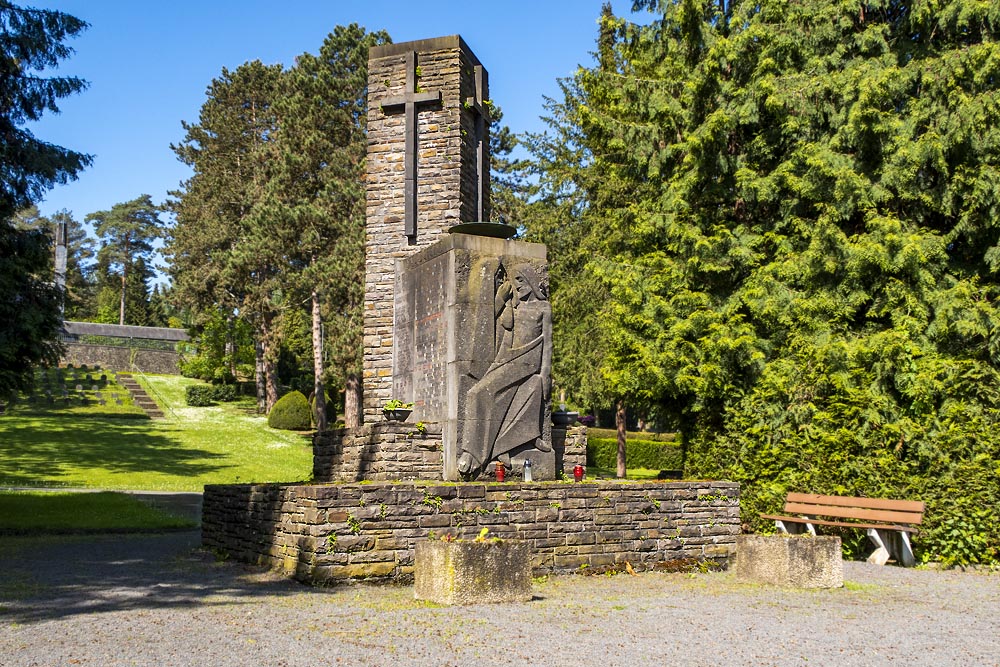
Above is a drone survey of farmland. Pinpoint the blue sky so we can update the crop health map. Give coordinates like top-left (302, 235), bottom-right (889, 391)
top-left (28, 0), bottom-right (640, 228)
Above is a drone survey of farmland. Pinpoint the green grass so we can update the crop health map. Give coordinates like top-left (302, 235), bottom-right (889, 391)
top-left (0, 374), bottom-right (313, 491)
top-left (0, 491), bottom-right (196, 533)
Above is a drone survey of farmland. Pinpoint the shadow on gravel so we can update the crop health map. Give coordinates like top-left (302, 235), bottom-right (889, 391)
top-left (0, 531), bottom-right (326, 624)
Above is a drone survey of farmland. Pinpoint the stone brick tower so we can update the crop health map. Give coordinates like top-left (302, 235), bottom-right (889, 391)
top-left (363, 36), bottom-right (491, 423)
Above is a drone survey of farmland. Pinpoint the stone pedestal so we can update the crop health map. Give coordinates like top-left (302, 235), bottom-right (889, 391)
top-left (414, 539), bottom-right (532, 605)
top-left (735, 534), bottom-right (843, 588)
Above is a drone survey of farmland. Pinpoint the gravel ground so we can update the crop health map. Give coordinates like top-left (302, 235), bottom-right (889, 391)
top-left (0, 531), bottom-right (997, 667)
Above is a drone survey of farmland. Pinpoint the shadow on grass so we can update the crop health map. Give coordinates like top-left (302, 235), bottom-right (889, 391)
top-left (0, 532), bottom-right (325, 624)
top-left (0, 413), bottom-right (230, 487)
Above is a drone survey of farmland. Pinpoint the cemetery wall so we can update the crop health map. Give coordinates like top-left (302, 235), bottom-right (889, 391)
top-left (202, 479), bottom-right (739, 583)
top-left (313, 424), bottom-right (587, 482)
top-left (62, 343), bottom-right (182, 375)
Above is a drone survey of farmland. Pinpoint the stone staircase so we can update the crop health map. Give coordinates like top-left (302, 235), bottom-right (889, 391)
top-left (116, 373), bottom-right (165, 419)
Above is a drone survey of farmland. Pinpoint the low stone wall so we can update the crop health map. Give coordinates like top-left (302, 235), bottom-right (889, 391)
top-left (313, 424), bottom-right (589, 482)
top-left (62, 343), bottom-right (182, 375)
top-left (202, 480), bottom-right (740, 583)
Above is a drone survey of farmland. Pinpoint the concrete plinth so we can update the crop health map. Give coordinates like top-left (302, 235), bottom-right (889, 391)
top-left (414, 539), bottom-right (532, 605)
top-left (735, 534), bottom-right (843, 588)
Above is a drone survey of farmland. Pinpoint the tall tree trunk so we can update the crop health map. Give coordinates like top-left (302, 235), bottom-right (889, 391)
top-left (260, 311), bottom-right (280, 413)
top-left (118, 269), bottom-right (127, 325)
top-left (254, 340), bottom-right (266, 414)
top-left (616, 398), bottom-right (627, 479)
top-left (344, 374), bottom-right (361, 429)
top-left (225, 314), bottom-right (236, 379)
top-left (311, 289), bottom-right (327, 432)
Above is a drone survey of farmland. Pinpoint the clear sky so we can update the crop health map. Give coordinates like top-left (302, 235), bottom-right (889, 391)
top-left (27, 0), bottom-right (638, 227)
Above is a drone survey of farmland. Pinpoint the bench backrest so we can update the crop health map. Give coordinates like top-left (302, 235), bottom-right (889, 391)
top-left (784, 493), bottom-right (924, 526)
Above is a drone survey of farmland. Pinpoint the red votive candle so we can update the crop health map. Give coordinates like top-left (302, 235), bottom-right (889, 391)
top-left (495, 461), bottom-right (505, 482)
top-left (573, 464), bottom-right (584, 482)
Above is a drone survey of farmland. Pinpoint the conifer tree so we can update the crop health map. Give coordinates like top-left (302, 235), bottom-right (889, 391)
top-left (0, 2), bottom-right (90, 400)
top-left (87, 195), bottom-right (164, 326)
top-left (529, 0), bottom-right (1000, 562)
top-left (168, 61), bottom-right (285, 412)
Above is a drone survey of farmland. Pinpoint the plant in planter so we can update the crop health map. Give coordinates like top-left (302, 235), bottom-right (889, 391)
top-left (382, 399), bottom-right (413, 422)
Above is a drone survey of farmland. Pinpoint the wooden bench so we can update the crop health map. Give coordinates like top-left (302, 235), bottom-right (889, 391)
top-left (760, 493), bottom-right (925, 567)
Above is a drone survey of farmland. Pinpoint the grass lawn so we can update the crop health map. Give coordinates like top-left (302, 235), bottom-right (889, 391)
top-left (0, 374), bottom-right (313, 492)
top-left (0, 490), bottom-right (196, 533)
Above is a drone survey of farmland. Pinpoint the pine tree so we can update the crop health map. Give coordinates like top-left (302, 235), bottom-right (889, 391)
top-left (267, 25), bottom-right (389, 428)
top-left (0, 2), bottom-right (90, 400)
top-left (168, 60), bottom-right (285, 412)
top-left (87, 195), bottom-right (164, 326)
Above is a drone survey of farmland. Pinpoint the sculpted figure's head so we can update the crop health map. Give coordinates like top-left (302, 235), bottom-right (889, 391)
top-left (511, 263), bottom-right (548, 302)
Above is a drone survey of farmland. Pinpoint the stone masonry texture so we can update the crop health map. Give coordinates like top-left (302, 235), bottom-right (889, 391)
top-left (313, 424), bottom-right (587, 483)
top-left (364, 36), bottom-right (490, 424)
top-left (201, 480), bottom-right (740, 584)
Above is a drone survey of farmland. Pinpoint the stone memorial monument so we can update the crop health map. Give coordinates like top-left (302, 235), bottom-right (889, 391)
top-left (315, 35), bottom-right (562, 481)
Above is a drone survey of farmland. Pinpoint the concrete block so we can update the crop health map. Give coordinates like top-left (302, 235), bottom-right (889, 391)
top-left (414, 539), bottom-right (532, 605)
top-left (735, 534), bottom-right (843, 588)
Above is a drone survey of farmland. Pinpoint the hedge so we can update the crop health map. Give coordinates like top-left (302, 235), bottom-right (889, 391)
top-left (586, 437), bottom-right (682, 470)
top-left (185, 384), bottom-right (239, 407)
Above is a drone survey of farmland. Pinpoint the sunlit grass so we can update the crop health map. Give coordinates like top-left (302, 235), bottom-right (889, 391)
top-left (0, 374), bottom-right (313, 491)
top-left (0, 490), bottom-right (196, 532)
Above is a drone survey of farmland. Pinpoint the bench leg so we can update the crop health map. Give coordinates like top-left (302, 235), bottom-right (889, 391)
top-left (895, 531), bottom-right (916, 567)
top-left (775, 520), bottom-right (815, 536)
top-left (866, 529), bottom-right (891, 566)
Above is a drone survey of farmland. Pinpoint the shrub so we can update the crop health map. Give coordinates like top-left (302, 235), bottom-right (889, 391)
top-left (268, 391), bottom-right (312, 431)
top-left (587, 437), bottom-right (682, 470)
top-left (185, 383), bottom-right (240, 407)
top-left (185, 385), bottom-right (216, 407)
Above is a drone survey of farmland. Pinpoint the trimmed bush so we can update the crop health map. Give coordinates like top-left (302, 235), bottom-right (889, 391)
top-left (185, 385), bottom-right (216, 407)
top-left (185, 384), bottom-right (240, 407)
top-left (587, 437), bottom-right (682, 470)
top-left (268, 391), bottom-right (312, 431)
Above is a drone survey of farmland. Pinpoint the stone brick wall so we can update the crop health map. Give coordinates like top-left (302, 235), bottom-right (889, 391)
top-left (62, 343), bottom-right (182, 375)
top-left (314, 423), bottom-right (589, 482)
top-left (363, 36), bottom-right (489, 423)
top-left (202, 480), bottom-right (740, 583)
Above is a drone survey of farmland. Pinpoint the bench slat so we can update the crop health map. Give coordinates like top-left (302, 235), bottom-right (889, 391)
top-left (761, 514), bottom-right (919, 534)
top-left (782, 502), bottom-right (923, 525)
top-left (786, 493), bottom-right (924, 514)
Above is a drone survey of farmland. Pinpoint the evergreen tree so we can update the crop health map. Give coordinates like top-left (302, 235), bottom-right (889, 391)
top-left (0, 2), bottom-right (90, 400)
top-left (168, 60), bottom-right (285, 412)
top-left (267, 24), bottom-right (389, 428)
top-left (530, 0), bottom-right (1000, 563)
top-left (87, 195), bottom-right (164, 326)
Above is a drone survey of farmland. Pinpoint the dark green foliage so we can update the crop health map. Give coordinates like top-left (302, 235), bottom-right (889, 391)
top-left (267, 390), bottom-right (311, 431)
top-left (0, 221), bottom-right (63, 401)
top-left (0, 3), bottom-right (89, 400)
top-left (185, 383), bottom-right (239, 407)
top-left (86, 195), bottom-right (164, 326)
top-left (528, 0), bottom-right (1000, 565)
top-left (587, 437), bottom-right (682, 471)
top-left (0, 2), bottom-right (91, 221)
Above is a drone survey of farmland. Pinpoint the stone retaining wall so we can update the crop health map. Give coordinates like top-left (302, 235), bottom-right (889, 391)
top-left (61, 343), bottom-right (182, 375)
top-left (313, 424), bottom-right (588, 482)
top-left (201, 480), bottom-right (740, 583)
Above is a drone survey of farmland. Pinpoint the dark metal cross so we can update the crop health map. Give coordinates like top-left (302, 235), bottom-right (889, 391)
top-left (381, 51), bottom-right (441, 243)
top-left (464, 65), bottom-right (489, 222)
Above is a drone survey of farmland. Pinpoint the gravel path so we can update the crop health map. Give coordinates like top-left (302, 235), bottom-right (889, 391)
top-left (1, 531), bottom-right (997, 667)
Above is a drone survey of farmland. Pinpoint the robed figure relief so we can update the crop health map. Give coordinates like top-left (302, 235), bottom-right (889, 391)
top-left (458, 263), bottom-right (552, 479)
